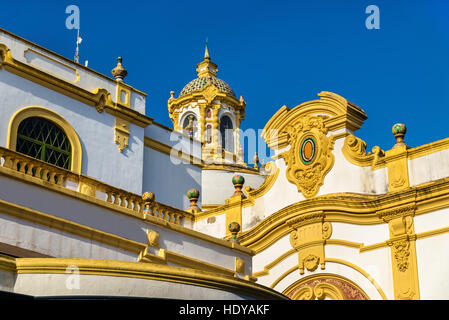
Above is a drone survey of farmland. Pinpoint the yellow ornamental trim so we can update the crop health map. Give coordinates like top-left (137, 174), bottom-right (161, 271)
top-left (279, 115), bottom-right (335, 198)
top-left (341, 134), bottom-right (386, 169)
top-left (262, 91), bottom-right (367, 150)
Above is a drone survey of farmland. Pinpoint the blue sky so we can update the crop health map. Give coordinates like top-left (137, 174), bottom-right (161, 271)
top-left (1, 0), bottom-right (448, 163)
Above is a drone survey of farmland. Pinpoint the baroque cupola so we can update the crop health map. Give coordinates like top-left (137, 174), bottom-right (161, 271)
top-left (168, 44), bottom-right (246, 163)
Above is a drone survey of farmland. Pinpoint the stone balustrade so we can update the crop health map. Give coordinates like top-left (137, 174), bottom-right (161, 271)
top-left (0, 146), bottom-right (192, 225)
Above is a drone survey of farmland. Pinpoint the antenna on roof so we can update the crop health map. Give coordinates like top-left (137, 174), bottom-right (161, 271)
top-left (74, 28), bottom-right (82, 63)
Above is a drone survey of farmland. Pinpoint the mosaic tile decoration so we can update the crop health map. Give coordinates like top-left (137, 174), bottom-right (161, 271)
top-left (180, 76), bottom-right (236, 97)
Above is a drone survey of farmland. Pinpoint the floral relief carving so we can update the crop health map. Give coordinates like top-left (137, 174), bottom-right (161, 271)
top-left (392, 240), bottom-right (410, 272)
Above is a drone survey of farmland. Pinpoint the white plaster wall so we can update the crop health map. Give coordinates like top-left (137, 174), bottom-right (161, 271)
top-left (317, 137), bottom-right (388, 196)
top-left (0, 71), bottom-right (145, 194)
top-left (252, 224), bottom-right (394, 299)
top-left (14, 273), bottom-right (252, 299)
top-left (408, 149), bottom-right (449, 187)
top-left (242, 137), bottom-right (388, 232)
top-left (201, 170), bottom-right (265, 205)
top-left (414, 208), bottom-right (449, 234)
top-left (252, 234), bottom-right (291, 274)
top-left (325, 245), bottom-right (393, 299)
top-left (144, 123), bottom-right (202, 159)
top-left (415, 233), bottom-right (449, 299)
top-left (193, 213), bottom-right (227, 239)
top-left (142, 147), bottom-right (201, 210)
top-left (0, 270), bottom-right (16, 293)
top-left (0, 174), bottom-right (252, 275)
top-left (0, 214), bottom-right (137, 261)
top-left (413, 208), bottom-right (449, 299)
top-left (331, 222), bottom-right (389, 247)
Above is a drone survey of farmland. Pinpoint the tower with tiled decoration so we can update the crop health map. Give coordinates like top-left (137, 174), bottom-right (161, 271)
top-left (168, 44), bottom-right (246, 164)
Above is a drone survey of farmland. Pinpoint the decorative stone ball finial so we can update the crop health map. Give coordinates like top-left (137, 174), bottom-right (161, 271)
top-left (392, 123), bottom-right (407, 148)
top-left (228, 221), bottom-right (241, 244)
top-left (232, 175), bottom-right (245, 197)
top-left (111, 56), bottom-right (128, 82)
top-left (186, 188), bottom-right (201, 213)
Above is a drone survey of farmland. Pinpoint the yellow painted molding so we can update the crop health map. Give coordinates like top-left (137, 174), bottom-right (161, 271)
top-left (7, 106), bottom-right (83, 174)
top-left (243, 162), bottom-right (280, 208)
top-left (239, 177), bottom-right (449, 253)
top-left (385, 146), bottom-right (410, 192)
top-left (415, 225), bottom-right (449, 240)
top-left (114, 117), bottom-right (130, 152)
top-left (138, 246), bottom-right (239, 278)
top-left (342, 135), bottom-right (449, 169)
top-left (0, 254), bottom-right (16, 273)
top-left (202, 163), bottom-right (259, 174)
top-left (324, 258), bottom-right (388, 300)
top-left (253, 248), bottom-right (296, 278)
top-left (269, 261), bottom-right (384, 300)
top-left (341, 134), bottom-right (386, 169)
top-left (288, 212), bottom-right (332, 274)
top-left (14, 258), bottom-right (287, 299)
top-left (201, 204), bottom-right (221, 210)
top-left (407, 136), bottom-right (449, 160)
top-left (382, 206), bottom-right (420, 300)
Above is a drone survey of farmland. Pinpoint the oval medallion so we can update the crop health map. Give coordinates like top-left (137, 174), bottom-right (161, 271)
top-left (300, 137), bottom-right (316, 164)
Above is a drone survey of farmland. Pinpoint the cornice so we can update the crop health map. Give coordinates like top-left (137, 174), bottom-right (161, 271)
top-left (14, 258), bottom-right (288, 300)
top-left (238, 177), bottom-right (449, 253)
top-left (0, 27), bottom-right (147, 96)
top-left (0, 42), bottom-right (152, 128)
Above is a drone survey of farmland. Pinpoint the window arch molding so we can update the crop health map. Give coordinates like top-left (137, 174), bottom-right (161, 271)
top-left (7, 106), bottom-right (82, 174)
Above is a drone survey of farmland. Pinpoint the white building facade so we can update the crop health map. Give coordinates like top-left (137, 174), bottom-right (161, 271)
top-left (0, 28), bottom-right (448, 300)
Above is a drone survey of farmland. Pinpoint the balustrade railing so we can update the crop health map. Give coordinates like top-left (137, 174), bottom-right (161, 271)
top-left (0, 146), bottom-right (192, 225)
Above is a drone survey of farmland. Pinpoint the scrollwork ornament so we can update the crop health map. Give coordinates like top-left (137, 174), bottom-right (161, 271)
top-left (279, 115), bottom-right (335, 198)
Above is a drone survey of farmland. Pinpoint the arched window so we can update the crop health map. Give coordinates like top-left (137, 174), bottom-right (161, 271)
top-left (220, 115), bottom-right (234, 153)
top-left (16, 117), bottom-right (72, 170)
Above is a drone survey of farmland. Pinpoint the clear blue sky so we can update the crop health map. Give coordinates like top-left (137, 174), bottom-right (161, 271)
top-left (1, 0), bottom-right (448, 162)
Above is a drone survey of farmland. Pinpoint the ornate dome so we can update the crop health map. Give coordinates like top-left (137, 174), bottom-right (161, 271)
top-left (180, 76), bottom-right (236, 97)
